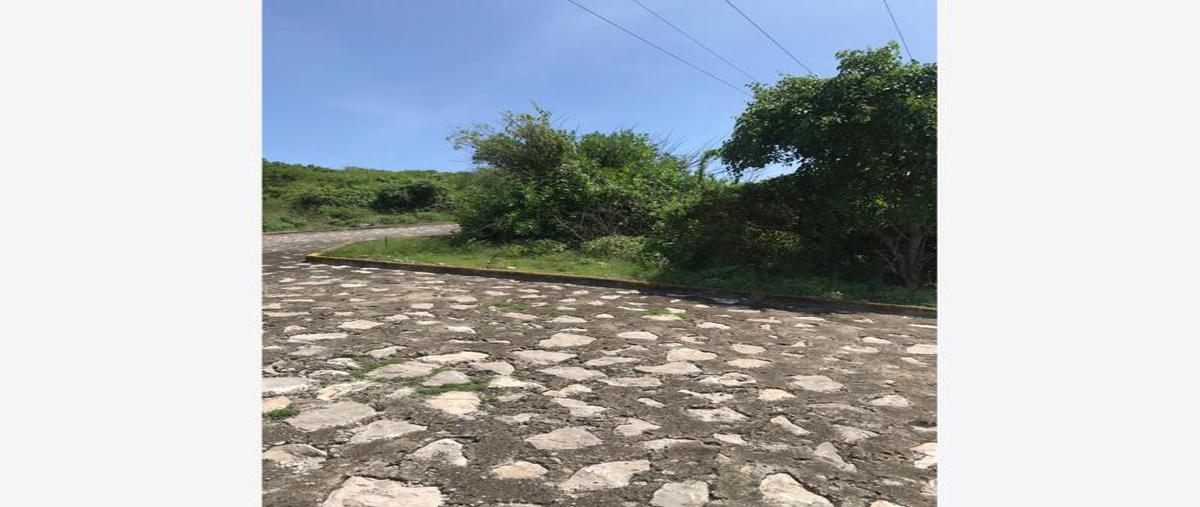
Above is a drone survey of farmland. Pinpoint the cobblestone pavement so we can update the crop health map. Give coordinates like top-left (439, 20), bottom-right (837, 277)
top-left (262, 225), bottom-right (937, 507)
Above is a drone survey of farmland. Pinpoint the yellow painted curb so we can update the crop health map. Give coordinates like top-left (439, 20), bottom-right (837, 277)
top-left (263, 222), bottom-right (457, 236)
top-left (304, 251), bottom-right (936, 318)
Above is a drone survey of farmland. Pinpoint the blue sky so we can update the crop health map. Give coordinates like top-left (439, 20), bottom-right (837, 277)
top-left (264, 0), bottom-right (935, 178)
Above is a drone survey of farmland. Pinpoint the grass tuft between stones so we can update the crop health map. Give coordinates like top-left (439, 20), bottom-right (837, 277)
top-left (493, 301), bottom-right (528, 311)
top-left (415, 377), bottom-right (489, 397)
top-left (350, 358), bottom-right (429, 379)
top-left (646, 307), bottom-right (692, 320)
top-left (264, 407), bottom-right (298, 420)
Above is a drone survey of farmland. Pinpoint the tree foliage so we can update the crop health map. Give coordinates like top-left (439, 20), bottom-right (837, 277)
top-left (449, 108), bottom-right (702, 243)
top-left (718, 43), bottom-right (936, 287)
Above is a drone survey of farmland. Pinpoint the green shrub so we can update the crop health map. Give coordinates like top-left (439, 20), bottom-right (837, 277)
top-left (374, 181), bottom-right (447, 212)
top-left (316, 205), bottom-right (373, 225)
top-left (294, 185), bottom-right (376, 212)
top-left (376, 211), bottom-right (450, 225)
top-left (647, 183), bottom-right (813, 273)
top-left (280, 215), bottom-right (308, 227)
top-left (264, 161), bottom-right (472, 231)
top-left (449, 108), bottom-right (701, 243)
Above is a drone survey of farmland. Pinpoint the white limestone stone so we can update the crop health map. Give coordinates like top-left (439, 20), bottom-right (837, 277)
top-left (560, 460), bottom-right (651, 492)
top-left (368, 362), bottom-right (437, 380)
top-left (731, 344), bottom-right (766, 354)
top-left (727, 358), bottom-right (772, 369)
top-left (316, 381), bottom-right (372, 401)
top-left (286, 401), bottom-right (376, 431)
top-left (713, 433), bottom-right (747, 445)
top-left (584, 356), bottom-right (641, 367)
top-left (417, 351), bottom-right (488, 364)
top-left (790, 375), bottom-right (844, 393)
top-left (614, 418), bottom-right (660, 437)
top-left (771, 416), bottom-right (811, 436)
top-left (870, 394), bottom-right (912, 407)
top-left (425, 391), bottom-right (481, 416)
top-left (472, 361), bottom-right (516, 375)
top-left (666, 348), bottom-right (718, 362)
top-left (366, 346), bottom-right (403, 359)
top-left (906, 343), bottom-right (937, 355)
top-left (411, 438), bottom-right (467, 466)
top-left (263, 377), bottom-right (312, 395)
top-left (526, 426), bottom-right (603, 450)
top-left (617, 331), bottom-right (659, 341)
top-left (288, 332), bottom-right (348, 342)
top-left (422, 370), bottom-right (472, 387)
top-left (832, 425), bottom-right (879, 443)
top-left (551, 397), bottom-right (606, 417)
top-left (263, 444), bottom-right (327, 471)
top-left (512, 350), bottom-right (576, 365)
top-left (538, 366), bottom-right (606, 380)
top-left (601, 376), bottom-right (663, 387)
top-left (636, 362), bottom-right (701, 375)
top-left (813, 442), bottom-right (856, 471)
top-left (338, 320), bottom-right (383, 331)
top-left (651, 481), bottom-right (710, 507)
top-left (491, 460), bottom-right (549, 479)
top-left (262, 396), bottom-right (291, 413)
top-left (758, 473), bottom-right (833, 507)
top-left (502, 312), bottom-right (539, 321)
top-left (539, 332), bottom-right (596, 348)
top-left (758, 389), bottom-right (795, 401)
top-left (699, 373), bottom-right (757, 386)
top-left (349, 420), bottom-right (427, 444)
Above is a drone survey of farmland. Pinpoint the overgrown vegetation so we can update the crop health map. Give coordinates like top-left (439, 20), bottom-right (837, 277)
top-left (292, 43), bottom-right (936, 305)
top-left (448, 109), bottom-right (705, 243)
top-left (714, 42), bottom-right (936, 288)
top-left (262, 160), bottom-right (475, 231)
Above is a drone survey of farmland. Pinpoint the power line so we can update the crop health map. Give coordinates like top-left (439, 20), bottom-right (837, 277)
top-left (881, 0), bottom-right (915, 61)
top-left (629, 0), bottom-right (759, 83)
top-left (563, 0), bottom-right (751, 97)
top-left (721, 0), bottom-right (815, 76)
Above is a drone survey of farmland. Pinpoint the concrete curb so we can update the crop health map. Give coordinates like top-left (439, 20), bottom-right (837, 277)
top-left (304, 252), bottom-right (937, 318)
top-left (263, 222), bottom-right (457, 236)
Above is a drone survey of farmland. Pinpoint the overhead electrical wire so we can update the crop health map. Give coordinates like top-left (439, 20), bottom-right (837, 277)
top-left (629, 0), bottom-right (759, 83)
top-left (881, 0), bottom-right (915, 60)
top-left (721, 0), bottom-right (815, 76)
top-left (564, 0), bottom-right (751, 97)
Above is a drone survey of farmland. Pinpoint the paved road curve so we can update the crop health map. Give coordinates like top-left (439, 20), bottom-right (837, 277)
top-left (262, 225), bottom-right (937, 507)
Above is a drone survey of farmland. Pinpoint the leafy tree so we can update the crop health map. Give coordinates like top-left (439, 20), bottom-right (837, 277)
top-left (719, 42), bottom-right (936, 287)
top-left (449, 107), bottom-right (698, 243)
top-left (451, 108), bottom-right (577, 185)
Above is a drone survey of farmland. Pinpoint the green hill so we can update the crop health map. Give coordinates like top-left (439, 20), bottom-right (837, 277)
top-left (262, 160), bottom-right (473, 232)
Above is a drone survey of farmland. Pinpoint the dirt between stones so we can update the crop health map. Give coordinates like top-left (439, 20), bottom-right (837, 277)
top-left (261, 226), bottom-right (937, 507)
